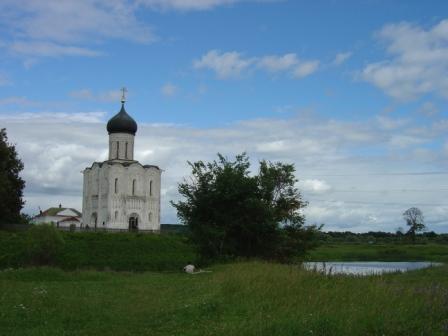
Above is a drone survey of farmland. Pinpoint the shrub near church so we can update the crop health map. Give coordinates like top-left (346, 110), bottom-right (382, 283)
top-left (172, 153), bottom-right (320, 262)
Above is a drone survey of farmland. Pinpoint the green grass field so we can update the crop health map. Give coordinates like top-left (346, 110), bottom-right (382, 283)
top-left (1, 262), bottom-right (447, 335)
top-left (1, 231), bottom-right (447, 335)
top-left (0, 231), bottom-right (197, 272)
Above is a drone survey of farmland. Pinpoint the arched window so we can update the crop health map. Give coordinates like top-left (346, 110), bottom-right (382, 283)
top-left (148, 212), bottom-right (152, 222)
top-left (132, 179), bottom-right (136, 195)
top-left (114, 178), bottom-right (118, 193)
top-left (116, 141), bottom-right (120, 159)
top-left (149, 180), bottom-right (153, 196)
top-left (115, 211), bottom-right (118, 220)
top-left (125, 142), bottom-right (128, 159)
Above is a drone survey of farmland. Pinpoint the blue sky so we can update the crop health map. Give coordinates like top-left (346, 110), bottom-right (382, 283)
top-left (1, 0), bottom-right (448, 232)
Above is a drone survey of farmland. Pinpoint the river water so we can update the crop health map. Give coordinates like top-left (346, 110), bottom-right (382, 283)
top-left (303, 261), bottom-right (442, 275)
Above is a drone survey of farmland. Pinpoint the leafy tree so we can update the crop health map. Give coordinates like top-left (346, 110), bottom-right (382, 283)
top-left (171, 153), bottom-right (319, 261)
top-left (403, 207), bottom-right (426, 243)
top-left (0, 128), bottom-right (25, 226)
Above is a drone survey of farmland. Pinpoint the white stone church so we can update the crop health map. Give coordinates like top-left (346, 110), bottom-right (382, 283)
top-left (82, 93), bottom-right (162, 231)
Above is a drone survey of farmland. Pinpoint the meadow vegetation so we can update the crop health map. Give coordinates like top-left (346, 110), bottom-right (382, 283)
top-left (0, 228), bottom-right (197, 272)
top-left (0, 261), bottom-right (447, 335)
top-left (1, 229), bottom-right (447, 335)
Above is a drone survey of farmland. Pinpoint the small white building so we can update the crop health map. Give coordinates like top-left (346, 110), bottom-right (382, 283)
top-left (82, 94), bottom-right (162, 231)
top-left (32, 205), bottom-right (82, 228)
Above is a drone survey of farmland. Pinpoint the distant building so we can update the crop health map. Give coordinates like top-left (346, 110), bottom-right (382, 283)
top-left (82, 90), bottom-right (162, 231)
top-left (32, 204), bottom-right (82, 228)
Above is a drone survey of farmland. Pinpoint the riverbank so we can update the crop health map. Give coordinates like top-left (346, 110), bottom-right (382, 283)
top-left (307, 242), bottom-right (448, 262)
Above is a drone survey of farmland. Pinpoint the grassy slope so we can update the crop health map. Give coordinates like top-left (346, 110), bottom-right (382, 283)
top-left (0, 262), bottom-right (447, 336)
top-left (1, 232), bottom-right (447, 335)
top-left (307, 243), bottom-right (448, 262)
top-left (0, 231), bottom-right (197, 271)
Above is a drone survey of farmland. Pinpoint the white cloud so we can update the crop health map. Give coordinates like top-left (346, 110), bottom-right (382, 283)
top-left (362, 19), bottom-right (448, 101)
top-left (161, 83), bottom-right (178, 97)
top-left (0, 96), bottom-right (37, 106)
top-left (137, 0), bottom-right (239, 11)
top-left (0, 111), bottom-right (106, 123)
top-left (69, 90), bottom-right (96, 101)
top-left (194, 50), bottom-right (319, 79)
top-left (333, 52), bottom-right (352, 65)
top-left (293, 60), bottom-right (320, 78)
top-left (419, 101), bottom-right (439, 117)
top-left (388, 134), bottom-right (427, 148)
top-left (301, 179), bottom-right (331, 193)
top-left (0, 0), bottom-right (154, 59)
top-left (1, 0), bottom-right (154, 44)
top-left (9, 41), bottom-right (102, 58)
top-left (0, 0), bottom-right (278, 60)
top-left (3, 110), bottom-right (448, 232)
top-left (0, 73), bottom-right (11, 86)
top-left (69, 89), bottom-right (122, 103)
top-left (304, 203), bottom-right (395, 231)
top-left (256, 140), bottom-right (289, 153)
top-left (194, 50), bottom-right (255, 79)
top-left (23, 58), bottom-right (39, 69)
top-left (258, 53), bottom-right (299, 72)
top-left (432, 119), bottom-right (448, 134)
top-left (137, 0), bottom-right (278, 11)
top-left (376, 115), bottom-right (410, 130)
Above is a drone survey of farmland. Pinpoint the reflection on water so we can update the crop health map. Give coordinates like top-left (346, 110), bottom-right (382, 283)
top-left (303, 261), bottom-right (442, 275)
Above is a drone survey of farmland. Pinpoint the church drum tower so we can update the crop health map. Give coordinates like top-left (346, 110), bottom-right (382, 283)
top-left (82, 90), bottom-right (161, 231)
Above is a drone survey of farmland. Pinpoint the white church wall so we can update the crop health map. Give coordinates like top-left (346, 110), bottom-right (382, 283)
top-left (144, 166), bottom-right (162, 230)
top-left (106, 163), bottom-right (161, 231)
top-left (108, 133), bottom-right (135, 160)
top-left (82, 164), bottom-right (102, 228)
top-left (83, 162), bottom-right (162, 231)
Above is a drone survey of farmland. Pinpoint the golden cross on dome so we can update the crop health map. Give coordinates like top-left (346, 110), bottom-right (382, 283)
top-left (120, 87), bottom-right (128, 103)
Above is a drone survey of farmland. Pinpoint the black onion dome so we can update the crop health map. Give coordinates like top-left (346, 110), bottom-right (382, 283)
top-left (106, 103), bottom-right (137, 135)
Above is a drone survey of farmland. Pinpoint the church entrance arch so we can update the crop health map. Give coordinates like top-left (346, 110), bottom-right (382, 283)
top-left (128, 213), bottom-right (139, 232)
top-left (91, 212), bottom-right (98, 230)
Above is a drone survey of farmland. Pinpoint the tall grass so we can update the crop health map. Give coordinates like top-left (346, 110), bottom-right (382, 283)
top-left (0, 262), bottom-right (447, 335)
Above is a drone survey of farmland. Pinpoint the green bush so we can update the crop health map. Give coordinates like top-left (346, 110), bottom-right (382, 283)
top-left (26, 224), bottom-right (65, 266)
top-left (172, 153), bottom-right (318, 262)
